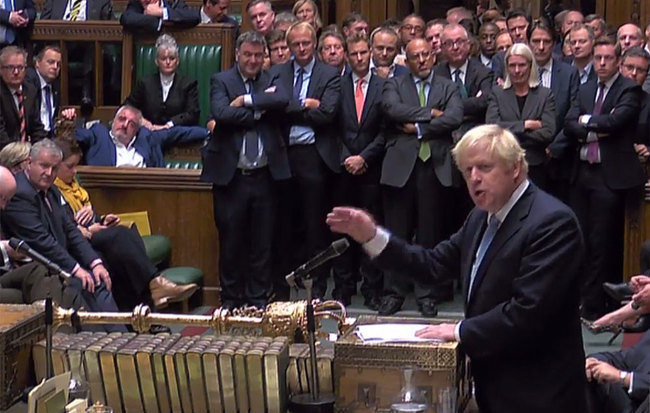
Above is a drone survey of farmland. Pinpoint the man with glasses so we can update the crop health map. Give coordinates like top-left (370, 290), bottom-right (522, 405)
top-left (379, 38), bottom-right (463, 316)
top-left (618, 47), bottom-right (650, 164)
top-left (0, 46), bottom-right (47, 149)
top-left (202, 31), bottom-right (289, 310)
top-left (396, 14), bottom-right (425, 65)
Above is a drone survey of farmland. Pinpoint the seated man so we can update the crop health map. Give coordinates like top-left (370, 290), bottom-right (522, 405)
top-left (0, 140), bottom-right (125, 331)
top-left (586, 275), bottom-right (650, 413)
top-left (0, 164), bottom-right (84, 309)
top-left (74, 105), bottom-right (209, 167)
top-left (120, 0), bottom-right (199, 33)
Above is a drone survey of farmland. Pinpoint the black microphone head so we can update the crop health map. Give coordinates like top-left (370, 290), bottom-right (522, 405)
top-left (8, 238), bottom-right (24, 252)
top-left (332, 238), bottom-right (350, 255)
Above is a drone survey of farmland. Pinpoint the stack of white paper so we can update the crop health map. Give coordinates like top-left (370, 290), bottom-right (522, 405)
top-left (354, 324), bottom-right (443, 344)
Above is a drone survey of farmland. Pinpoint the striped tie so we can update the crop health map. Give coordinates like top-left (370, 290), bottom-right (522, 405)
top-left (69, 0), bottom-right (83, 21)
top-left (15, 89), bottom-right (26, 142)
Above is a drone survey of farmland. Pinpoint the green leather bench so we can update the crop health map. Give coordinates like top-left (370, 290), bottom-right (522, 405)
top-left (135, 43), bottom-right (222, 127)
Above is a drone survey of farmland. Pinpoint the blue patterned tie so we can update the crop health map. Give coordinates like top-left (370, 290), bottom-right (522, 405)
top-left (468, 215), bottom-right (500, 300)
top-left (4, 0), bottom-right (15, 44)
top-left (538, 67), bottom-right (545, 87)
top-left (293, 67), bottom-right (304, 101)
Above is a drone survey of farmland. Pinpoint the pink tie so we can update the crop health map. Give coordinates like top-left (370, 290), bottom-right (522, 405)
top-left (587, 83), bottom-right (606, 164)
top-left (355, 78), bottom-right (364, 123)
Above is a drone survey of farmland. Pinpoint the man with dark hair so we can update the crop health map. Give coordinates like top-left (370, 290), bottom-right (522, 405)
top-left (341, 12), bottom-right (368, 38)
top-left (203, 31), bottom-right (290, 309)
top-left (506, 9), bottom-right (529, 44)
top-left (199, 0), bottom-right (238, 33)
top-left (553, 10), bottom-right (584, 60)
top-left (270, 22), bottom-right (341, 299)
top-left (319, 31), bottom-right (347, 76)
top-left (266, 29), bottom-right (290, 66)
top-left (119, 0), bottom-right (199, 33)
top-left (425, 19), bottom-right (445, 59)
top-left (247, 0), bottom-right (274, 36)
top-left (332, 33), bottom-right (385, 308)
top-left (529, 20), bottom-right (580, 200)
top-left (0, 46), bottom-right (47, 149)
top-left (369, 26), bottom-right (409, 79)
top-left (569, 25), bottom-right (597, 84)
top-left (399, 14), bottom-right (426, 54)
top-left (379, 38), bottom-right (463, 316)
top-left (478, 22), bottom-right (499, 69)
top-left (565, 36), bottom-right (646, 321)
top-left (24, 46), bottom-right (75, 138)
top-left (619, 47), bottom-right (650, 163)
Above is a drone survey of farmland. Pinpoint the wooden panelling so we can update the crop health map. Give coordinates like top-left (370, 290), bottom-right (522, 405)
top-left (76, 166), bottom-right (221, 306)
top-left (624, 188), bottom-right (648, 279)
top-left (596, 0), bottom-right (647, 29)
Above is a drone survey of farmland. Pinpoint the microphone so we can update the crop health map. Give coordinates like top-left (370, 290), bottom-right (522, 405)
top-left (8, 238), bottom-right (72, 281)
top-left (285, 238), bottom-right (350, 288)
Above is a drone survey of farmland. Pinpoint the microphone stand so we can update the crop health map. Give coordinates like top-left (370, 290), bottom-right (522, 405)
top-left (287, 273), bottom-right (335, 413)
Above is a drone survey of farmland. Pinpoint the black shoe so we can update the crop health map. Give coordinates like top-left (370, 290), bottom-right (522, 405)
top-left (378, 297), bottom-right (403, 316)
top-left (623, 315), bottom-right (650, 333)
top-left (603, 282), bottom-right (633, 302)
top-left (363, 296), bottom-right (381, 311)
top-left (417, 299), bottom-right (439, 318)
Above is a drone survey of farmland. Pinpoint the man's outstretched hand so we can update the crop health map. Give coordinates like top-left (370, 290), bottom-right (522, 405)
top-left (326, 207), bottom-right (377, 244)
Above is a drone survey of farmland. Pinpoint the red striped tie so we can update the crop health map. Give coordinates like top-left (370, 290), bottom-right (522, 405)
top-left (15, 89), bottom-right (26, 142)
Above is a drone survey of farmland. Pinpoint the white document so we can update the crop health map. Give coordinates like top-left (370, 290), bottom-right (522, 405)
top-left (355, 323), bottom-right (443, 344)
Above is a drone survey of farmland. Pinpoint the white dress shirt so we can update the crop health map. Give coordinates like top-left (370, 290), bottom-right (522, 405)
top-left (110, 131), bottom-right (145, 167)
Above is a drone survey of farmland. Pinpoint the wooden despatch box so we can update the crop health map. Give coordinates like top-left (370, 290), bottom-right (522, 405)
top-left (334, 315), bottom-right (470, 413)
top-left (0, 303), bottom-right (45, 409)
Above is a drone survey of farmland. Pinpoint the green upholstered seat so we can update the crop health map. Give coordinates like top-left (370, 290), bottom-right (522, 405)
top-left (165, 160), bottom-right (202, 169)
top-left (161, 266), bottom-right (204, 286)
top-left (142, 234), bottom-right (172, 268)
top-left (135, 44), bottom-right (222, 127)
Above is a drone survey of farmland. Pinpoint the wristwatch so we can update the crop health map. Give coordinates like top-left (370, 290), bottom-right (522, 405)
top-left (620, 371), bottom-right (629, 382)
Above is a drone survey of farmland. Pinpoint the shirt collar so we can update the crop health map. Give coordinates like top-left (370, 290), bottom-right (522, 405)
top-left (489, 179), bottom-right (530, 225)
top-left (412, 70), bottom-right (434, 85)
top-left (294, 57), bottom-right (316, 75)
top-left (540, 59), bottom-right (552, 73)
top-left (199, 7), bottom-right (211, 23)
top-left (369, 58), bottom-right (395, 74)
top-left (599, 71), bottom-right (619, 89)
top-left (351, 70), bottom-right (371, 85)
top-left (110, 130), bottom-right (137, 150)
top-left (479, 54), bottom-right (492, 66)
top-left (36, 71), bottom-right (49, 89)
top-left (160, 72), bottom-right (175, 84)
top-left (449, 59), bottom-right (469, 76)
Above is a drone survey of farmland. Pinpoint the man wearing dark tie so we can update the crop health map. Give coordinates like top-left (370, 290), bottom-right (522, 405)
top-left (434, 23), bottom-right (493, 298)
top-left (331, 33), bottom-right (385, 309)
top-left (24, 46), bottom-right (75, 139)
top-left (0, 46), bottom-right (47, 149)
top-left (269, 22), bottom-right (341, 298)
top-left (529, 21), bottom-right (580, 202)
top-left (1, 139), bottom-right (125, 331)
top-left (327, 124), bottom-right (587, 413)
top-left (565, 36), bottom-right (647, 321)
top-left (379, 38), bottom-right (463, 316)
top-left (202, 31), bottom-right (290, 309)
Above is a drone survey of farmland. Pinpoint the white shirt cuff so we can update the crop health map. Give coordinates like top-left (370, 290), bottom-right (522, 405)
top-left (628, 372), bottom-right (634, 393)
top-left (162, 7), bottom-right (168, 20)
top-left (0, 241), bottom-right (11, 271)
top-left (416, 123), bottom-right (422, 140)
top-left (362, 226), bottom-right (390, 258)
top-left (244, 94), bottom-right (253, 107)
top-left (165, 121), bottom-right (174, 128)
top-left (454, 321), bottom-right (462, 342)
top-left (579, 114), bottom-right (592, 126)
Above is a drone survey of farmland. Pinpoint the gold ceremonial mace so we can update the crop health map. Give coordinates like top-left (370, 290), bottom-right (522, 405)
top-left (51, 300), bottom-right (350, 343)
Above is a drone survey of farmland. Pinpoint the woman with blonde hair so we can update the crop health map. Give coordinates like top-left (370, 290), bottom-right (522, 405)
top-left (292, 0), bottom-right (322, 32)
top-left (485, 42), bottom-right (556, 190)
top-left (0, 142), bottom-right (31, 173)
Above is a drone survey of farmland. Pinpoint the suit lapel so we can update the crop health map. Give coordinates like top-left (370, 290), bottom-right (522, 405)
top-left (504, 88), bottom-right (521, 118)
top-left (1, 82), bottom-right (19, 120)
top-left (521, 87), bottom-right (538, 119)
top-left (307, 61), bottom-right (319, 97)
top-left (600, 76), bottom-right (622, 114)
top-left (360, 74), bottom-right (378, 126)
top-left (465, 60), bottom-right (476, 95)
top-left (467, 186), bottom-right (535, 307)
top-left (54, 0), bottom-right (67, 19)
top-left (403, 75), bottom-right (420, 106)
top-left (463, 212), bottom-right (488, 303)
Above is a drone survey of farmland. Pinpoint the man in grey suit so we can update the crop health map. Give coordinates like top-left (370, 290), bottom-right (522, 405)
top-left (379, 38), bottom-right (463, 316)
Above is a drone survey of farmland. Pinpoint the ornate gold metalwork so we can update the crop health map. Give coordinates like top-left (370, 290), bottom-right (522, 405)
top-left (52, 300), bottom-right (347, 343)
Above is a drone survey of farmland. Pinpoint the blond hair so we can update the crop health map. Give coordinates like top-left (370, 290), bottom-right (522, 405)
top-left (502, 42), bottom-right (540, 89)
top-left (452, 124), bottom-right (528, 175)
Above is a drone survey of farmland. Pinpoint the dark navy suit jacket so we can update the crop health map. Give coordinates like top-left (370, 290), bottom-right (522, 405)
top-left (269, 58), bottom-right (342, 173)
top-left (120, 0), bottom-right (199, 32)
top-left (75, 123), bottom-right (208, 167)
top-left (201, 66), bottom-right (290, 186)
top-left (0, 0), bottom-right (35, 46)
top-left (374, 184), bottom-right (586, 413)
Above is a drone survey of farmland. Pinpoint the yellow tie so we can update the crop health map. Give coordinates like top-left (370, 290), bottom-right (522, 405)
top-left (69, 0), bottom-right (83, 21)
